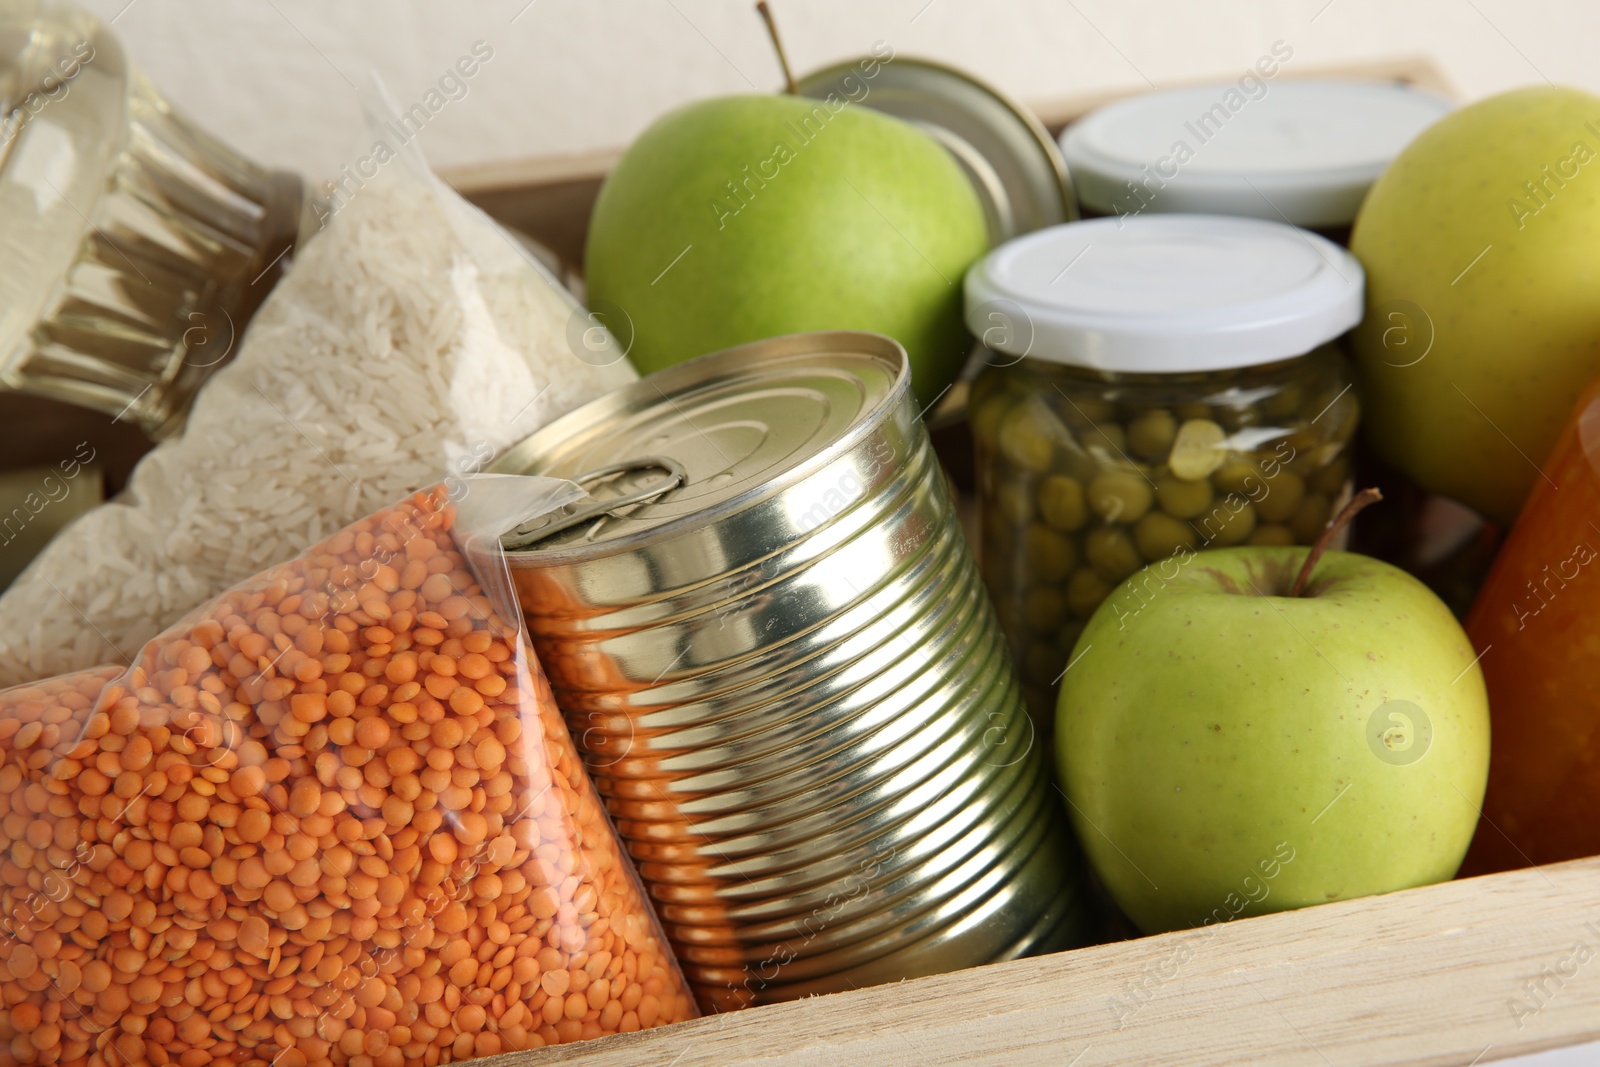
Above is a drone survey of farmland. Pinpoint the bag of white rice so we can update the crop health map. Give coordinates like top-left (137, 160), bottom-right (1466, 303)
top-left (0, 142), bottom-right (634, 687)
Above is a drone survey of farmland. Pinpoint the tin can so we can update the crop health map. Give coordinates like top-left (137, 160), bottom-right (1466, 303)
top-left (490, 331), bottom-right (1088, 1010)
top-left (796, 57), bottom-right (1077, 244)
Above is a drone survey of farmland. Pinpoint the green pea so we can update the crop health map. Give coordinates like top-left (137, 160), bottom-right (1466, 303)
top-left (1037, 475), bottom-right (1088, 532)
top-left (1023, 586), bottom-right (1067, 633)
top-left (1154, 475), bottom-right (1213, 519)
top-left (1332, 403), bottom-right (1359, 445)
top-left (1080, 423), bottom-right (1129, 460)
top-left (970, 369), bottom-right (1022, 416)
top-left (998, 400), bottom-right (1062, 473)
top-left (1192, 500), bottom-right (1256, 547)
top-left (1085, 527), bottom-right (1143, 582)
top-left (1305, 388), bottom-right (1359, 444)
top-left (1066, 568), bottom-right (1114, 618)
top-left (1023, 523), bottom-right (1078, 583)
top-left (1087, 470), bottom-right (1153, 524)
top-left (1290, 492), bottom-right (1332, 543)
top-left (1133, 512), bottom-right (1198, 562)
top-left (995, 481), bottom-right (1035, 526)
top-left (1057, 441), bottom-right (1105, 483)
top-left (1169, 418), bottom-right (1228, 480)
top-left (969, 393), bottom-right (1013, 450)
top-left (1211, 460), bottom-right (1262, 498)
top-left (1248, 524), bottom-right (1296, 546)
top-left (1057, 393), bottom-right (1115, 431)
top-left (1309, 455), bottom-right (1350, 497)
top-left (1126, 409), bottom-right (1177, 462)
top-left (1216, 404), bottom-right (1263, 432)
top-left (1254, 469), bottom-right (1306, 524)
top-left (1286, 452), bottom-right (1322, 478)
top-left (1281, 428), bottom-right (1331, 476)
top-left (1260, 384), bottom-right (1305, 420)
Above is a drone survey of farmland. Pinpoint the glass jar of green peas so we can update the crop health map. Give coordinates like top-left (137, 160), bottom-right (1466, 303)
top-left (964, 215), bottom-right (1363, 731)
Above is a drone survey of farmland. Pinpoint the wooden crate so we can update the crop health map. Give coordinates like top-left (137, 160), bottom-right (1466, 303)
top-left (453, 56), bottom-right (1595, 1066)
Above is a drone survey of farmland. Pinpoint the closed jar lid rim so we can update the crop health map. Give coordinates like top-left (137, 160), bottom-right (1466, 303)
top-left (1061, 80), bottom-right (1452, 227)
top-left (963, 214), bottom-right (1364, 374)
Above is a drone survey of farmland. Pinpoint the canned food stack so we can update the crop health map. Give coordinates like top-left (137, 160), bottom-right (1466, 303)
top-left (491, 332), bottom-right (1087, 1010)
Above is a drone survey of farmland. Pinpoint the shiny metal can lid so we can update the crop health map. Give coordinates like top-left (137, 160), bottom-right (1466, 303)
top-left (796, 56), bottom-right (1076, 245)
top-left (488, 330), bottom-right (905, 556)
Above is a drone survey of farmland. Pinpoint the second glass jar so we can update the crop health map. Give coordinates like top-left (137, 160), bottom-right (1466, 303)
top-left (964, 215), bottom-right (1364, 731)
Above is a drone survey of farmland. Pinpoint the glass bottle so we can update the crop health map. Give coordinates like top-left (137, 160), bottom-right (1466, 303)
top-left (1, 1), bottom-right (303, 438)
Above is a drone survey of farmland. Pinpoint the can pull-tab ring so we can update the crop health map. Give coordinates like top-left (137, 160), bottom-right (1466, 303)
top-left (501, 457), bottom-right (686, 550)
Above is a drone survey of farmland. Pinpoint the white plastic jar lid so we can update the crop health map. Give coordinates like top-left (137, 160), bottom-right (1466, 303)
top-left (963, 214), bottom-right (1364, 373)
top-left (1061, 80), bottom-right (1452, 227)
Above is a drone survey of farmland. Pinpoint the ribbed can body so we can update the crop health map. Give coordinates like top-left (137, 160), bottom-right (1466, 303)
top-left (495, 333), bottom-right (1087, 1010)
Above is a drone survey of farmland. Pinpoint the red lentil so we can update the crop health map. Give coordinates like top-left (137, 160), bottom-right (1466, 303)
top-left (0, 489), bottom-right (692, 1066)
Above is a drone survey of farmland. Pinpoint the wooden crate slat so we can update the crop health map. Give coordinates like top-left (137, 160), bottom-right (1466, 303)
top-left (476, 856), bottom-right (1600, 1067)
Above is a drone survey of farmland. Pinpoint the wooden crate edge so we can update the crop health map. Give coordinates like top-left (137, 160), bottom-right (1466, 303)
top-left (471, 855), bottom-right (1600, 1067)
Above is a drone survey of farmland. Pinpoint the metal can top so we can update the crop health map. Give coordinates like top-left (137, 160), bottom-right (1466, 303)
top-left (795, 57), bottom-right (1076, 245)
top-left (488, 330), bottom-right (906, 558)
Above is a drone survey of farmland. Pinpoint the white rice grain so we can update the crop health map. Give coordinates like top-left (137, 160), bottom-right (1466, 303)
top-left (0, 164), bottom-right (633, 686)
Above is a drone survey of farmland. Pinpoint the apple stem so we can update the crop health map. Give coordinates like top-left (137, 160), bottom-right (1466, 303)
top-left (756, 1), bottom-right (799, 94)
top-left (1289, 487), bottom-right (1383, 597)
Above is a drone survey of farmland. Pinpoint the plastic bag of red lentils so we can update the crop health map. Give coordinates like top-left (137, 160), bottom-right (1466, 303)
top-left (0, 476), bottom-right (696, 1067)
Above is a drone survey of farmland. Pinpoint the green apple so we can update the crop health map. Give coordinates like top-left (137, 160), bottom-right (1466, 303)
top-left (1056, 544), bottom-right (1490, 935)
top-left (584, 94), bottom-right (989, 409)
top-left (1350, 86), bottom-right (1600, 525)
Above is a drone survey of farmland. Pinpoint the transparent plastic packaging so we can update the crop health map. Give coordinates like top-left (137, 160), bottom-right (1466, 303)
top-left (0, 89), bottom-right (634, 690)
top-left (970, 345), bottom-right (1360, 729)
top-left (0, 478), bottom-right (694, 1066)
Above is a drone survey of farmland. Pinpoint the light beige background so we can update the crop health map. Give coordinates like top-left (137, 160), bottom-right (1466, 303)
top-left (77, 0), bottom-right (1592, 187)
